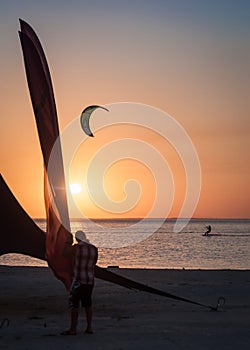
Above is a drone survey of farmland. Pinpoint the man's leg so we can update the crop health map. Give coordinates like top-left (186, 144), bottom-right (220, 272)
top-left (61, 307), bottom-right (78, 335)
top-left (70, 307), bottom-right (79, 333)
top-left (85, 306), bottom-right (93, 333)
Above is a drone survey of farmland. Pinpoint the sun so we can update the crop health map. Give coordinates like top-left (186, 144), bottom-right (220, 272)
top-left (69, 183), bottom-right (82, 194)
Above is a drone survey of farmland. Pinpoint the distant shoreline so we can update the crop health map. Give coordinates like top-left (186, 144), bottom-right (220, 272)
top-left (33, 217), bottom-right (250, 222)
top-left (1, 265), bottom-right (250, 272)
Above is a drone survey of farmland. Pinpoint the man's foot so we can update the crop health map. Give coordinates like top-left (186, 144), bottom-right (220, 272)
top-left (85, 328), bottom-right (93, 334)
top-left (60, 330), bottom-right (77, 335)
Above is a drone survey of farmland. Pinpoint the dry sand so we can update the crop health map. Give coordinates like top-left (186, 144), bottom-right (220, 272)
top-left (0, 266), bottom-right (250, 350)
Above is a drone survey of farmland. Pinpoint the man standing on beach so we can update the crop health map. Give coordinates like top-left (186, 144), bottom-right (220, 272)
top-left (61, 230), bottom-right (98, 335)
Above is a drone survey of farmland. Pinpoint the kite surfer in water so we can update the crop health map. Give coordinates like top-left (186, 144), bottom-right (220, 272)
top-left (203, 225), bottom-right (212, 236)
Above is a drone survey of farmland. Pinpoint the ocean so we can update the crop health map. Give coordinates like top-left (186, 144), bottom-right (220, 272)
top-left (1, 219), bottom-right (250, 270)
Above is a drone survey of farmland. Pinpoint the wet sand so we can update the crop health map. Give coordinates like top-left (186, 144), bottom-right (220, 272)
top-left (0, 266), bottom-right (250, 349)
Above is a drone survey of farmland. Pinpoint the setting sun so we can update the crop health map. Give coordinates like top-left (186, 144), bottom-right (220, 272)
top-left (69, 183), bottom-right (82, 195)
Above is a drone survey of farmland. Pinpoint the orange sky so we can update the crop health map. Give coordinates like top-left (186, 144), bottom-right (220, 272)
top-left (1, 1), bottom-right (249, 219)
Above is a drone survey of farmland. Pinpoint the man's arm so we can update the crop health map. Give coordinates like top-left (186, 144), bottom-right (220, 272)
top-left (94, 247), bottom-right (98, 265)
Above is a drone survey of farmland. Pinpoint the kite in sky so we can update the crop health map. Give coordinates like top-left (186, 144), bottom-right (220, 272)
top-left (80, 105), bottom-right (109, 137)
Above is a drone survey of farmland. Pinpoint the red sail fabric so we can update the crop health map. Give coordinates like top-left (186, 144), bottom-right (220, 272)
top-left (19, 19), bottom-right (73, 290)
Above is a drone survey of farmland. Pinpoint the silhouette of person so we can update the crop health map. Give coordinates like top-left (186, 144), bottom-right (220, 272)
top-left (204, 225), bottom-right (211, 236)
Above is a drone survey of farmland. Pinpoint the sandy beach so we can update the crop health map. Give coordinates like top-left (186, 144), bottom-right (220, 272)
top-left (0, 266), bottom-right (250, 350)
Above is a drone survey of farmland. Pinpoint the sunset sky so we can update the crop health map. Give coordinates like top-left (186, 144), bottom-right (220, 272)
top-left (0, 1), bottom-right (249, 219)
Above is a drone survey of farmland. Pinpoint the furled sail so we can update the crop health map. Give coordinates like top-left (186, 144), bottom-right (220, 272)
top-left (19, 19), bottom-right (73, 290)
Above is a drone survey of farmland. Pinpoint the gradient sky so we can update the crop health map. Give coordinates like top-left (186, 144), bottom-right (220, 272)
top-left (0, 0), bottom-right (249, 219)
